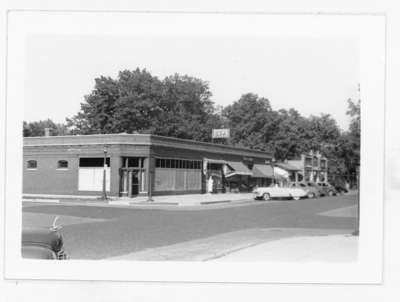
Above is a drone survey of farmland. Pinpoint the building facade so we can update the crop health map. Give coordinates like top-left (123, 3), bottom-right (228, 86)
top-left (23, 134), bottom-right (274, 198)
top-left (286, 151), bottom-right (328, 183)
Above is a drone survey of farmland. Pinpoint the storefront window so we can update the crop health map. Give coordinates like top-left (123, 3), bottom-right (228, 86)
top-left (155, 158), bottom-right (201, 169)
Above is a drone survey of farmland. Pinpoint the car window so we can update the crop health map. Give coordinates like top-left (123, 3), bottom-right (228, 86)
top-left (300, 183), bottom-right (306, 187)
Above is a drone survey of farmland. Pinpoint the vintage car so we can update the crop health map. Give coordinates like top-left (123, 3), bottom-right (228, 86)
top-left (253, 184), bottom-right (308, 201)
top-left (305, 182), bottom-right (325, 197)
top-left (21, 217), bottom-right (67, 260)
top-left (289, 182), bottom-right (321, 198)
top-left (330, 181), bottom-right (349, 194)
top-left (316, 182), bottom-right (338, 196)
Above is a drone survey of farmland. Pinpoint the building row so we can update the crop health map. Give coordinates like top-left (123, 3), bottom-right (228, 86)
top-left (23, 134), bottom-right (329, 198)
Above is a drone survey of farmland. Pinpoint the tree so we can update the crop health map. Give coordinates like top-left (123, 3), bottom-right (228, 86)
top-left (222, 93), bottom-right (277, 151)
top-left (266, 108), bottom-right (308, 160)
top-left (222, 94), bottom-right (343, 161)
top-left (154, 74), bottom-right (221, 141)
top-left (347, 98), bottom-right (360, 137)
top-left (23, 119), bottom-right (69, 137)
top-left (112, 69), bottom-right (164, 134)
top-left (67, 69), bottom-right (223, 141)
top-left (66, 75), bottom-right (120, 134)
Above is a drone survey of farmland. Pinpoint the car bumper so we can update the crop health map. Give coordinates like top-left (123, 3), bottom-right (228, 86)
top-left (57, 250), bottom-right (68, 260)
top-left (253, 192), bottom-right (263, 199)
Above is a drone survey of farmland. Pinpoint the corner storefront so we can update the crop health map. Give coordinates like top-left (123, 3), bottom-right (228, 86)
top-left (23, 134), bottom-right (274, 198)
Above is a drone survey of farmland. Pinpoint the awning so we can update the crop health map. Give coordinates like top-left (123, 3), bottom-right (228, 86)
top-left (275, 162), bottom-right (301, 172)
top-left (252, 164), bottom-right (274, 178)
top-left (225, 161), bottom-right (253, 177)
top-left (274, 166), bottom-right (290, 179)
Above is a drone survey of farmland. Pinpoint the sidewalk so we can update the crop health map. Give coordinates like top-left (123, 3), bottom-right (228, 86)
top-left (112, 192), bottom-right (255, 206)
top-left (23, 192), bottom-right (256, 208)
top-left (214, 234), bottom-right (358, 262)
top-left (107, 228), bottom-right (355, 261)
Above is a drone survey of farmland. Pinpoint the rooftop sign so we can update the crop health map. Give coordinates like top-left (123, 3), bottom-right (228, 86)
top-left (212, 128), bottom-right (230, 139)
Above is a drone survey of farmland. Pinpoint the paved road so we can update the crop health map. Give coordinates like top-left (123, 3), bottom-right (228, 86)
top-left (22, 194), bottom-right (357, 259)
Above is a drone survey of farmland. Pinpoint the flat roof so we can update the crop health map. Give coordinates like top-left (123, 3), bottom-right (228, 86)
top-left (24, 133), bottom-right (272, 159)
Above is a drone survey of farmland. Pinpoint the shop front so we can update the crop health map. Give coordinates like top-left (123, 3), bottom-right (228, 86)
top-left (23, 133), bottom-right (273, 198)
top-left (120, 157), bottom-right (147, 197)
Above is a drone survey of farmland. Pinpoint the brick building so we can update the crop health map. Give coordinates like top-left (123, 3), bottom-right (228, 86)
top-left (23, 134), bottom-right (274, 198)
top-left (286, 151), bottom-right (329, 183)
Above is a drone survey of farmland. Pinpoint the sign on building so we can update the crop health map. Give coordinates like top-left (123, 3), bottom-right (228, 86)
top-left (212, 128), bottom-right (230, 139)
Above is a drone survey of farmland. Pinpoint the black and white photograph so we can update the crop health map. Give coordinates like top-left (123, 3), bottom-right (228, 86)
top-left (3, 11), bottom-right (385, 285)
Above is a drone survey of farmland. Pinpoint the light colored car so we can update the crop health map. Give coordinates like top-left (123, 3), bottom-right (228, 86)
top-left (289, 182), bottom-right (320, 198)
top-left (253, 184), bottom-right (308, 201)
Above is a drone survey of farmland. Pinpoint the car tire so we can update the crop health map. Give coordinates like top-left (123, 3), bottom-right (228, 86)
top-left (293, 196), bottom-right (300, 201)
top-left (263, 193), bottom-right (271, 201)
top-left (307, 192), bottom-right (316, 199)
top-left (328, 190), bottom-right (335, 196)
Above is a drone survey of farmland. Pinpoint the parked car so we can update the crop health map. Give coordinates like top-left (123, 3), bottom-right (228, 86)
top-left (316, 182), bottom-right (337, 196)
top-left (330, 182), bottom-right (348, 194)
top-left (289, 182), bottom-right (321, 198)
top-left (253, 184), bottom-right (308, 201)
top-left (21, 217), bottom-right (67, 260)
top-left (305, 182), bottom-right (325, 197)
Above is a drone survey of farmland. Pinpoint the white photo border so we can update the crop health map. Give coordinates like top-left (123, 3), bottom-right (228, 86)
top-left (4, 11), bottom-right (385, 284)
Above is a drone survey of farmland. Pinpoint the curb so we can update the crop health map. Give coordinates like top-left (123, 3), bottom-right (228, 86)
top-left (23, 196), bottom-right (257, 208)
top-left (200, 200), bottom-right (231, 205)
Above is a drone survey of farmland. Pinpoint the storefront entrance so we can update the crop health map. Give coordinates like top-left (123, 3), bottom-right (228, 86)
top-left (206, 162), bottom-right (226, 193)
top-left (120, 157), bottom-right (146, 197)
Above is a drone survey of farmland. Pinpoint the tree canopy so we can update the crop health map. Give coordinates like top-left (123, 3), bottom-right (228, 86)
top-left (65, 68), bottom-right (222, 142)
top-left (23, 119), bottom-right (69, 137)
top-left (24, 68), bottom-right (360, 183)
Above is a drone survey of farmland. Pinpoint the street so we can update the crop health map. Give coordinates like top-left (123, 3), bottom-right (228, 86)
top-left (22, 194), bottom-right (358, 260)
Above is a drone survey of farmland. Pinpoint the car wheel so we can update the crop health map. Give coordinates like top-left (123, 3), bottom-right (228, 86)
top-left (307, 192), bottom-right (316, 199)
top-left (328, 190), bottom-right (334, 196)
top-left (263, 193), bottom-right (271, 201)
top-left (293, 196), bottom-right (300, 201)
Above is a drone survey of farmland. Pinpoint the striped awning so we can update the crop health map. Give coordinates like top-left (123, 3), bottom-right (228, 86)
top-left (225, 161), bottom-right (253, 177)
top-left (252, 164), bottom-right (274, 178)
top-left (275, 162), bottom-right (301, 171)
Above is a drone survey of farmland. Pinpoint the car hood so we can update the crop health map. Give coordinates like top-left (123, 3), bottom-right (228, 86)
top-left (22, 227), bottom-right (63, 252)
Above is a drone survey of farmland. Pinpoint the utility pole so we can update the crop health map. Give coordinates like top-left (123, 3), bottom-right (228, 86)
top-left (352, 165), bottom-right (360, 236)
top-left (271, 157), bottom-right (276, 185)
top-left (147, 170), bottom-right (154, 202)
top-left (102, 145), bottom-right (108, 200)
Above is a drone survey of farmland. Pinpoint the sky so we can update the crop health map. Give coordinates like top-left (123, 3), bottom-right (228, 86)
top-left (24, 35), bottom-right (359, 131)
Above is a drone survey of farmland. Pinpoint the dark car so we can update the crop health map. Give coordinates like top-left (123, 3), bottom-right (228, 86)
top-left (316, 182), bottom-right (337, 196)
top-left (305, 182), bottom-right (324, 197)
top-left (21, 217), bottom-right (67, 260)
top-left (330, 182), bottom-right (349, 194)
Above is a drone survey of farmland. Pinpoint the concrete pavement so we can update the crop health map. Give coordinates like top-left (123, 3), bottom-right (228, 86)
top-left (215, 234), bottom-right (358, 262)
top-left (107, 228), bottom-right (355, 261)
top-left (23, 194), bottom-right (357, 259)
